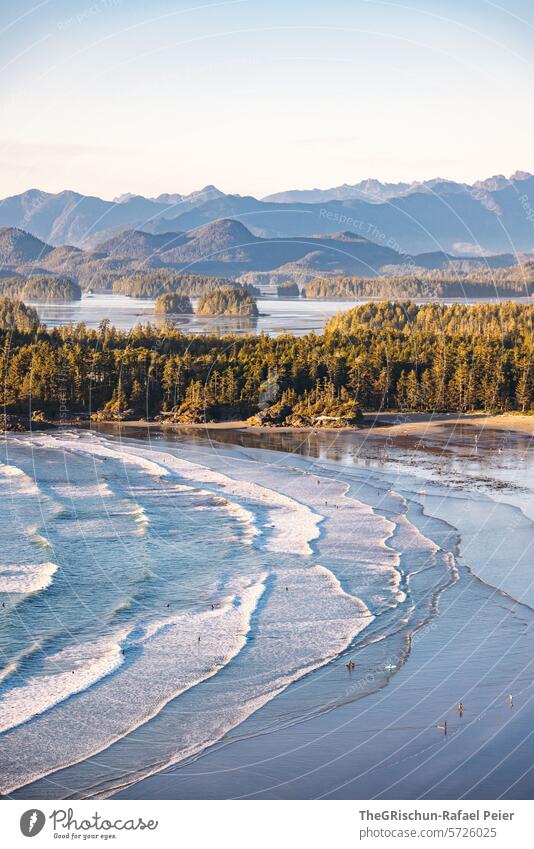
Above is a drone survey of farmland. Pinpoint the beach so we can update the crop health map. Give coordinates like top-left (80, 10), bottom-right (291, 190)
top-left (0, 418), bottom-right (531, 800)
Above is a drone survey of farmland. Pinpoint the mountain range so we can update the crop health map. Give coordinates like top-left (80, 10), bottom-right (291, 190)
top-left (0, 219), bottom-right (518, 288)
top-left (0, 174), bottom-right (533, 258)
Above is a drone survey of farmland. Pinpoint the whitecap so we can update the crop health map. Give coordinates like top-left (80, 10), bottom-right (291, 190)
top-left (0, 632), bottom-right (127, 733)
top-left (0, 562), bottom-right (59, 594)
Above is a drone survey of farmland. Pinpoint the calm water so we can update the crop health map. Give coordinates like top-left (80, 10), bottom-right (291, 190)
top-left (1, 425), bottom-right (533, 798)
top-left (29, 293), bottom-right (534, 335)
top-left (28, 294), bottom-right (361, 335)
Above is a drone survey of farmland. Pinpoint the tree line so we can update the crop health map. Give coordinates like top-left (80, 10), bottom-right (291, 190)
top-left (0, 276), bottom-right (82, 302)
top-left (303, 266), bottom-right (534, 299)
top-left (0, 299), bottom-right (532, 427)
top-left (112, 271), bottom-right (260, 298)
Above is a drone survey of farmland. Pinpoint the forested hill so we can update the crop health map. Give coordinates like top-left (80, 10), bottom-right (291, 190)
top-left (0, 299), bottom-right (532, 429)
top-left (0, 223), bottom-right (522, 290)
top-left (303, 265), bottom-right (534, 299)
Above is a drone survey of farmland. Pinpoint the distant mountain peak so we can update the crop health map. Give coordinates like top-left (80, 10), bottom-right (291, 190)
top-left (113, 192), bottom-right (142, 203)
top-left (0, 226), bottom-right (53, 264)
top-left (2, 171), bottom-right (534, 256)
top-left (318, 230), bottom-right (366, 242)
top-left (114, 185), bottom-right (227, 207)
top-left (192, 218), bottom-right (256, 242)
top-left (510, 170), bottom-right (532, 182)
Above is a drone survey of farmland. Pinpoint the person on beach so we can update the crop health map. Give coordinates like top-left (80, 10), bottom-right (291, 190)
top-left (458, 702), bottom-right (463, 717)
top-left (509, 693), bottom-right (513, 708)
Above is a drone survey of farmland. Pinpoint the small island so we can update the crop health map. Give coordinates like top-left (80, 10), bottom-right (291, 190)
top-left (196, 285), bottom-right (259, 316)
top-left (0, 275), bottom-right (82, 303)
top-left (154, 292), bottom-right (193, 315)
top-left (277, 281), bottom-right (300, 298)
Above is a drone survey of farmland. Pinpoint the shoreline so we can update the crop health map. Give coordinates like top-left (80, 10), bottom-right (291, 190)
top-left (90, 411), bottom-right (534, 437)
top-left (3, 411), bottom-right (534, 439)
top-left (110, 424), bottom-right (534, 801)
top-left (6, 409), bottom-right (534, 801)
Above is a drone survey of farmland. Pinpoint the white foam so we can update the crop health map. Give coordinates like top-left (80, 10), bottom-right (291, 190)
top-left (0, 633), bottom-right (127, 733)
top-left (0, 562), bottom-right (58, 594)
top-left (0, 463), bottom-right (39, 496)
top-left (0, 575), bottom-right (267, 794)
top-left (0, 435), bottom-right (395, 797)
top-left (51, 481), bottom-right (113, 499)
top-left (0, 642), bottom-right (42, 686)
top-left (51, 435), bottom-right (321, 556)
top-left (192, 493), bottom-right (259, 544)
top-left (99, 563), bottom-right (374, 790)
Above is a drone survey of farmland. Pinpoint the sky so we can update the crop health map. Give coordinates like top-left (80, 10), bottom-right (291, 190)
top-left (1, 0), bottom-right (533, 199)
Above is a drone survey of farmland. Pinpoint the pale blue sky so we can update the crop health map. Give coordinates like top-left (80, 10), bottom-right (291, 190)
top-left (1, 0), bottom-right (533, 198)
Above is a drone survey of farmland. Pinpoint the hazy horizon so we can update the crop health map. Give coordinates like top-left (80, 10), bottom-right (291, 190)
top-left (1, 0), bottom-right (534, 200)
top-left (2, 167), bottom-right (533, 204)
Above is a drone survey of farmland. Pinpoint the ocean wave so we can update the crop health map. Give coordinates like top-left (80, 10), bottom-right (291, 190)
top-left (0, 463), bottom-right (40, 496)
top-left (192, 492), bottom-right (260, 545)
top-left (28, 531), bottom-right (52, 549)
top-left (0, 633), bottom-right (127, 734)
top-left (0, 574), bottom-right (267, 795)
top-left (0, 641), bottom-right (43, 686)
top-left (51, 482), bottom-right (114, 499)
top-left (30, 434), bottom-right (322, 556)
top-left (88, 563), bottom-right (375, 797)
top-left (103, 439), bottom-right (321, 556)
top-left (0, 562), bottom-right (59, 595)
